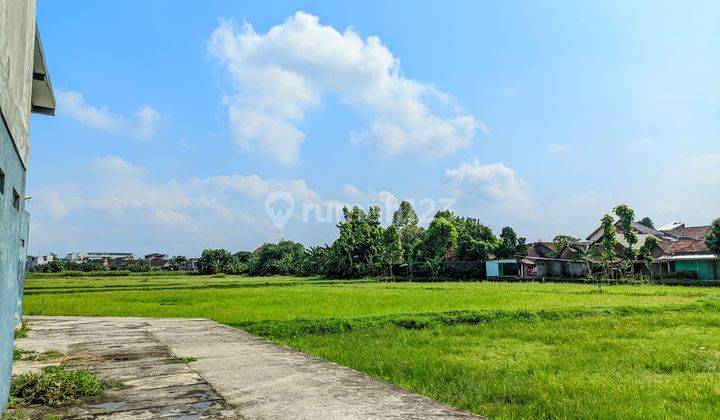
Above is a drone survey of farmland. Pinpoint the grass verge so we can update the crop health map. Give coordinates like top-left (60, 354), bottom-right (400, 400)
top-left (10, 365), bottom-right (121, 407)
top-left (13, 323), bottom-right (29, 339)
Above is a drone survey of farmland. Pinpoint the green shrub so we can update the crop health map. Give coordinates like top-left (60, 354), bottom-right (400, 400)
top-left (10, 365), bottom-right (121, 407)
top-left (14, 323), bottom-right (29, 339)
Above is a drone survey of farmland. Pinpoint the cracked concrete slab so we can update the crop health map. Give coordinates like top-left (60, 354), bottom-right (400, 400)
top-left (11, 316), bottom-right (479, 419)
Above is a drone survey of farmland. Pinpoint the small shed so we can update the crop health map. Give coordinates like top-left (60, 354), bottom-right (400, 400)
top-left (486, 256), bottom-right (589, 279)
top-left (485, 258), bottom-right (521, 278)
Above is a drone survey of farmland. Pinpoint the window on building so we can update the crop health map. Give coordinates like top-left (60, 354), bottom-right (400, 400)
top-left (0, 166), bottom-right (5, 195)
top-left (13, 188), bottom-right (20, 211)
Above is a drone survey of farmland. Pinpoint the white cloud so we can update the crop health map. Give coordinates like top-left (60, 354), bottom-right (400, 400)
top-left (446, 158), bottom-right (530, 205)
top-left (57, 90), bottom-right (160, 140)
top-left (546, 143), bottom-right (572, 153)
top-left (35, 189), bottom-right (68, 221)
top-left (209, 12), bottom-right (480, 165)
top-left (91, 156), bottom-right (146, 177)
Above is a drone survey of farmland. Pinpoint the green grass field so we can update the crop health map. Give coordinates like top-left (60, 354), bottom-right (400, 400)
top-left (22, 274), bottom-right (720, 419)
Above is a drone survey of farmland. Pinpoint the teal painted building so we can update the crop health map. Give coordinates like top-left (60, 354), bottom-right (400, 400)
top-left (0, 1), bottom-right (54, 412)
top-left (675, 259), bottom-right (719, 280)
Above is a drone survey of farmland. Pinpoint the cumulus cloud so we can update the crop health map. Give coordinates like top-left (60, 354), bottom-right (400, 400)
top-left (57, 91), bottom-right (160, 140)
top-left (446, 158), bottom-right (530, 205)
top-left (27, 157), bottom-right (344, 255)
top-left (209, 12), bottom-right (480, 165)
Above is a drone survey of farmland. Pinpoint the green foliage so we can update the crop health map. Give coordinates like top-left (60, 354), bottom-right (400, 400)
top-left (453, 218), bottom-right (498, 262)
top-left (30, 259), bottom-right (109, 274)
top-left (197, 249), bottom-right (237, 275)
top-left (495, 226), bottom-right (527, 258)
top-left (391, 201), bottom-right (424, 264)
top-left (552, 235), bottom-right (579, 254)
top-left (329, 206), bottom-right (384, 277)
top-left (170, 255), bottom-right (187, 264)
top-left (599, 214), bottom-right (617, 262)
top-left (614, 204), bottom-right (638, 260)
top-left (638, 235), bottom-right (658, 263)
top-left (637, 216), bottom-right (655, 229)
top-left (379, 226), bottom-right (403, 277)
top-left (14, 322), bottom-right (29, 339)
top-left (248, 240), bottom-right (305, 276)
top-left (178, 356), bottom-right (197, 363)
top-left (10, 365), bottom-right (121, 407)
top-left (12, 349), bottom-right (63, 362)
top-left (706, 218), bottom-right (720, 255)
top-left (421, 216), bottom-right (458, 261)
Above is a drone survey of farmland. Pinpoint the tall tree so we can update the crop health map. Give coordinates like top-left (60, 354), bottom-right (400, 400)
top-left (598, 214), bottom-right (618, 278)
top-left (392, 200), bottom-right (419, 228)
top-left (706, 218), bottom-right (720, 255)
top-left (379, 226), bottom-right (403, 278)
top-left (391, 201), bottom-right (423, 264)
top-left (637, 217), bottom-right (655, 229)
top-left (454, 218), bottom-right (498, 261)
top-left (614, 204), bottom-right (638, 260)
top-left (332, 205), bottom-right (383, 276)
top-left (495, 227), bottom-right (527, 258)
top-left (422, 216), bottom-right (458, 262)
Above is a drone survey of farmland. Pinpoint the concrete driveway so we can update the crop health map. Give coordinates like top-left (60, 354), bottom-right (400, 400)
top-left (12, 316), bottom-right (479, 419)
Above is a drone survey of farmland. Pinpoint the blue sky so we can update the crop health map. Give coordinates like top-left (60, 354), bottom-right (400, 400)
top-left (28, 0), bottom-right (720, 256)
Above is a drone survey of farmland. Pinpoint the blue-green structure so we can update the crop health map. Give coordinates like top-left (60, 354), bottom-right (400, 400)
top-left (0, 0), bottom-right (54, 411)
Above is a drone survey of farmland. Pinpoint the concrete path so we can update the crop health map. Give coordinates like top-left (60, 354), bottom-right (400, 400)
top-left (12, 316), bottom-right (479, 419)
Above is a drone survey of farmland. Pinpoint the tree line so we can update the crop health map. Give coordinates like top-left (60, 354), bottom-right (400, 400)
top-left (198, 201), bottom-right (527, 278)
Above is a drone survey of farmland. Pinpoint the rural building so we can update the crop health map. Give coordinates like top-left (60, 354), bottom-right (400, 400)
top-left (144, 253), bottom-right (170, 268)
top-left (557, 242), bottom-right (589, 259)
top-left (586, 221), bottom-right (675, 251)
top-left (0, 0), bottom-right (55, 411)
top-left (25, 253), bottom-right (55, 269)
top-left (651, 239), bottom-right (719, 280)
top-left (526, 242), bottom-right (556, 258)
top-left (67, 251), bottom-right (135, 262)
top-left (486, 256), bottom-right (588, 279)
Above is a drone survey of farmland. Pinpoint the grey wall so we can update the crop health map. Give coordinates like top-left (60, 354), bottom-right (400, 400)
top-left (536, 260), bottom-right (588, 278)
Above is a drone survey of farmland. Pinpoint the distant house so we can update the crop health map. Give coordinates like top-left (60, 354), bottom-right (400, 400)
top-left (26, 253), bottom-right (57, 269)
top-left (186, 258), bottom-right (199, 272)
top-left (557, 242), bottom-right (590, 260)
top-left (586, 221), bottom-right (675, 252)
top-left (584, 220), bottom-right (717, 279)
top-left (67, 252), bottom-right (134, 262)
top-left (657, 222), bottom-right (710, 240)
top-left (651, 239), bottom-right (718, 280)
top-left (144, 253), bottom-right (170, 269)
top-left (526, 242), bottom-right (556, 258)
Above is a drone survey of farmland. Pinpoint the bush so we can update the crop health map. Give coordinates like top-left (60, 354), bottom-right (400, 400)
top-left (10, 365), bottom-right (121, 407)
